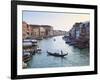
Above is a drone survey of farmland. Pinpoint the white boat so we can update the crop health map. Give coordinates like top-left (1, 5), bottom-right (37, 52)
top-left (23, 39), bottom-right (37, 47)
top-left (23, 39), bottom-right (37, 43)
top-left (23, 42), bottom-right (33, 47)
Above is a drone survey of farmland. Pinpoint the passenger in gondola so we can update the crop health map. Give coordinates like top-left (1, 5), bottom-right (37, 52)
top-left (61, 50), bottom-right (63, 55)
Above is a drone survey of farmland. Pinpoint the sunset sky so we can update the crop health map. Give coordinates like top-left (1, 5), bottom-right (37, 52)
top-left (23, 11), bottom-right (90, 31)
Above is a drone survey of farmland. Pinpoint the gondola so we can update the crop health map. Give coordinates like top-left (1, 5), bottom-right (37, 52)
top-left (47, 51), bottom-right (68, 57)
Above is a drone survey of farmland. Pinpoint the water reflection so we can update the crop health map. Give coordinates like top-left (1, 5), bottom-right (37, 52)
top-left (27, 36), bottom-right (89, 68)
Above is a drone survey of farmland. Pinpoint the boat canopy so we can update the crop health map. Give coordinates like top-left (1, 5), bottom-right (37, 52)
top-left (23, 42), bottom-right (33, 46)
top-left (23, 52), bottom-right (30, 55)
top-left (23, 39), bottom-right (37, 43)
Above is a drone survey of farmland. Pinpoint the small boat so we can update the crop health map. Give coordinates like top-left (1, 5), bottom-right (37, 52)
top-left (23, 55), bottom-right (31, 62)
top-left (47, 51), bottom-right (68, 57)
top-left (37, 48), bottom-right (41, 51)
top-left (22, 62), bottom-right (27, 68)
top-left (36, 48), bottom-right (42, 53)
top-left (23, 52), bottom-right (32, 62)
top-left (53, 38), bottom-right (56, 41)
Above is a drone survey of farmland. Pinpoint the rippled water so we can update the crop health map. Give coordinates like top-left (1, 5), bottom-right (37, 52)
top-left (27, 36), bottom-right (89, 68)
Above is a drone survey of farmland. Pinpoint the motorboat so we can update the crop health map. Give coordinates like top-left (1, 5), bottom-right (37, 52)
top-left (36, 48), bottom-right (42, 53)
top-left (37, 48), bottom-right (41, 51)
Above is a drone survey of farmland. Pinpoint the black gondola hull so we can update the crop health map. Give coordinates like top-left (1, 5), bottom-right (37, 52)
top-left (47, 51), bottom-right (68, 57)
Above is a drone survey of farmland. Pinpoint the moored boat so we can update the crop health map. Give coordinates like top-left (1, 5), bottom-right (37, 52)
top-left (22, 62), bottom-right (27, 68)
top-left (36, 48), bottom-right (42, 53)
top-left (23, 52), bottom-right (32, 62)
top-left (37, 48), bottom-right (41, 51)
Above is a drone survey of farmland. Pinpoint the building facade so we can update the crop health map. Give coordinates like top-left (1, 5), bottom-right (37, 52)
top-left (41, 25), bottom-right (53, 37)
top-left (22, 21), bottom-right (32, 39)
top-left (22, 21), bottom-right (67, 40)
top-left (65, 21), bottom-right (90, 48)
top-left (29, 25), bottom-right (40, 39)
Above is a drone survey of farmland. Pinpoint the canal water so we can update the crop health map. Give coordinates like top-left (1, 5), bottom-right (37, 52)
top-left (27, 36), bottom-right (89, 68)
